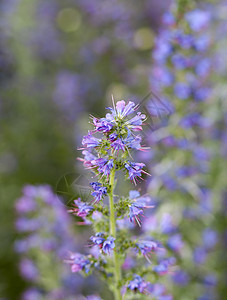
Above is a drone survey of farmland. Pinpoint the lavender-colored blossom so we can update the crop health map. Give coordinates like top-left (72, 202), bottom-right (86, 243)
top-left (91, 186), bottom-right (107, 203)
top-left (90, 182), bottom-right (102, 190)
top-left (153, 258), bottom-right (175, 276)
top-left (91, 158), bottom-right (114, 176)
top-left (90, 234), bottom-right (115, 255)
top-left (115, 100), bottom-right (136, 118)
top-left (153, 263), bottom-right (169, 276)
top-left (125, 161), bottom-right (146, 184)
top-left (167, 234), bottom-right (184, 252)
top-left (124, 134), bottom-right (142, 150)
top-left (93, 117), bottom-right (113, 132)
top-left (193, 86), bottom-right (211, 102)
top-left (81, 150), bottom-right (97, 167)
top-left (90, 232), bottom-right (105, 247)
top-left (194, 34), bottom-right (210, 51)
top-left (111, 138), bottom-right (125, 152)
top-left (160, 214), bottom-right (176, 234)
top-left (202, 229), bottom-right (218, 249)
top-left (185, 10), bottom-right (210, 32)
top-left (86, 296), bottom-right (102, 300)
top-left (195, 58), bottom-right (211, 77)
top-left (128, 190), bottom-right (153, 225)
top-left (203, 274), bottom-right (217, 286)
top-left (22, 288), bottom-right (42, 300)
top-left (19, 258), bottom-right (39, 281)
top-left (175, 31), bottom-right (194, 49)
top-left (174, 82), bottom-right (191, 100)
top-left (153, 38), bottom-right (172, 63)
top-left (82, 133), bottom-right (100, 148)
top-left (149, 283), bottom-right (173, 300)
top-left (125, 112), bottom-right (146, 131)
top-left (65, 252), bottom-right (91, 273)
top-left (15, 218), bottom-right (42, 232)
top-left (127, 275), bottom-right (148, 293)
top-left (15, 196), bottom-right (37, 213)
top-left (171, 54), bottom-right (188, 69)
top-left (109, 132), bottom-right (118, 141)
top-left (102, 237), bottom-right (115, 255)
top-left (193, 246), bottom-right (207, 264)
top-left (172, 270), bottom-right (189, 286)
top-left (69, 199), bottom-right (94, 218)
top-left (136, 240), bottom-right (158, 261)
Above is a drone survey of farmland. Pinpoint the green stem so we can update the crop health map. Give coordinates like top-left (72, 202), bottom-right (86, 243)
top-left (109, 168), bottom-right (122, 300)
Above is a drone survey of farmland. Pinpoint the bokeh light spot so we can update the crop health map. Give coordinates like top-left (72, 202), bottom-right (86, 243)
top-left (106, 83), bottom-right (129, 100)
top-left (133, 27), bottom-right (154, 50)
top-left (57, 8), bottom-right (81, 33)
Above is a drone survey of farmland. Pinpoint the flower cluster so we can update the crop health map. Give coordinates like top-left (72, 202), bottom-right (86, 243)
top-left (79, 98), bottom-right (149, 185)
top-left (14, 185), bottom-right (88, 300)
top-left (66, 99), bottom-right (172, 299)
top-left (90, 233), bottom-right (115, 255)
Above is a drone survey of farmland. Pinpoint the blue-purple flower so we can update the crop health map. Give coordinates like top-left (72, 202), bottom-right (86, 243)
top-left (107, 100), bottom-right (136, 120)
top-left (102, 237), bottom-right (115, 255)
top-left (153, 258), bottom-right (175, 276)
top-left (64, 252), bottom-right (91, 273)
top-left (128, 190), bottom-right (153, 226)
top-left (127, 274), bottom-right (149, 294)
top-left (90, 233), bottom-right (115, 255)
top-left (136, 240), bottom-right (159, 262)
top-left (90, 232), bottom-right (105, 247)
top-left (68, 198), bottom-right (94, 218)
top-left (111, 138), bottom-right (125, 152)
top-left (91, 158), bottom-right (114, 176)
top-left (167, 234), bottom-right (184, 252)
top-left (185, 10), bottom-right (210, 32)
top-left (92, 117), bottom-right (113, 132)
top-left (125, 112), bottom-right (146, 131)
top-left (82, 133), bottom-right (100, 148)
top-left (125, 161), bottom-right (147, 184)
top-left (90, 182), bottom-right (107, 203)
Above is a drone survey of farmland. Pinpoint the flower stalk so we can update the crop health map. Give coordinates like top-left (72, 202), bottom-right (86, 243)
top-left (108, 167), bottom-right (122, 300)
